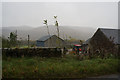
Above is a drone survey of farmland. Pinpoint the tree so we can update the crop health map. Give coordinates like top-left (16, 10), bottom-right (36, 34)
top-left (68, 36), bottom-right (77, 42)
top-left (8, 31), bottom-right (17, 47)
top-left (54, 16), bottom-right (59, 37)
top-left (54, 16), bottom-right (61, 47)
top-left (43, 19), bottom-right (50, 36)
top-left (43, 19), bottom-right (51, 47)
top-left (80, 40), bottom-right (84, 45)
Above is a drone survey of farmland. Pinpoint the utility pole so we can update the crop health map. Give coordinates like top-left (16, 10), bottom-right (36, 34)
top-left (15, 30), bottom-right (17, 47)
top-left (28, 35), bottom-right (30, 48)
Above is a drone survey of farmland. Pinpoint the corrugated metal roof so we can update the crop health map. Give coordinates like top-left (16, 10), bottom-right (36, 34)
top-left (37, 35), bottom-right (54, 41)
top-left (37, 35), bottom-right (64, 41)
top-left (99, 28), bottom-right (120, 44)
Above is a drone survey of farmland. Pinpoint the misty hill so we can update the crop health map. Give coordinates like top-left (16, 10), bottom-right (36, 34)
top-left (2, 25), bottom-right (33, 31)
top-left (2, 25), bottom-right (97, 41)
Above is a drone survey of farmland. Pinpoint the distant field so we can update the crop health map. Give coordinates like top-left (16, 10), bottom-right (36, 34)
top-left (2, 54), bottom-right (119, 78)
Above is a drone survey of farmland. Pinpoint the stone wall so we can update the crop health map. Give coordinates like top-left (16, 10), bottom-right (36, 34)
top-left (2, 48), bottom-right (62, 58)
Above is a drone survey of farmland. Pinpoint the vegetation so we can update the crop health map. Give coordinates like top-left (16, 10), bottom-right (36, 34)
top-left (2, 54), bottom-right (119, 78)
top-left (54, 16), bottom-right (59, 37)
top-left (9, 31), bottom-right (17, 47)
top-left (2, 31), bottom-right (17, 48)
top-left (54, 16), bottom-right (61, 47)
top-left (43, 19), bottom-right (50, 36)
top-left (2, 36), bottom-right (10, 48)
top-left (2, 35), bottom-right (35, 48)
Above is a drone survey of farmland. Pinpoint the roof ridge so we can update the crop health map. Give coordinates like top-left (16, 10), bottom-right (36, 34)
top-left (37, 35), bottom-right (58, 41)
top-left (99, 28), bottom-right (119, 30)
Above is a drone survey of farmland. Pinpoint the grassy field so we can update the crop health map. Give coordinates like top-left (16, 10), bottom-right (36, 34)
top-left (2, 54), bottom-right (119, 78)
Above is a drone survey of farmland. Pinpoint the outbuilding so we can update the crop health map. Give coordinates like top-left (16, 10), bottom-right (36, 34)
top-left (36, 35), bottom-right (65, 48)
top-left (89, 28), bottom-right (120, 56)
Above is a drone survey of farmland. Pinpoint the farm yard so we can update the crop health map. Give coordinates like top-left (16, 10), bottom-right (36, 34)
top-left (1, 27), bottom-right (120, 79)
top-left (1, 2), bottom-right (120, 79)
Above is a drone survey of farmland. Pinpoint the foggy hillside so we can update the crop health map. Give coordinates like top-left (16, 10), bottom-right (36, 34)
top-left (2, 25), bottom-right (97, 41)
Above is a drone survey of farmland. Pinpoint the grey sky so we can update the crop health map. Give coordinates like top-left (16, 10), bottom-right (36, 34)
top-left (2, 2), bottom-right (118, 28)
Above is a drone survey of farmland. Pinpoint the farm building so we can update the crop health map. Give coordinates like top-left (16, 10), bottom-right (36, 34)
top-left (82, 38), bottom-right (91, 53)
top-left (36, 35), bottom-right (65, 48)
top-left (89, 28), bottom-right (120, 56)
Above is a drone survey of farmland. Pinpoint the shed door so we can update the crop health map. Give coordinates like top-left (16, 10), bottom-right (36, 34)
top-left (36, 41), bottom-right (44, 47)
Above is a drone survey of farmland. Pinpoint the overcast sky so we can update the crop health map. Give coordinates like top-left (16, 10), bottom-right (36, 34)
top-left (2, 2), bottom-right (118, 28)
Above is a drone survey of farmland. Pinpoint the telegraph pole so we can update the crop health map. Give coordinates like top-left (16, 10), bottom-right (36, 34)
top-left (15, 30), bottom-right (18, 47)
top-left (28, 35), bottom-right (30, 48)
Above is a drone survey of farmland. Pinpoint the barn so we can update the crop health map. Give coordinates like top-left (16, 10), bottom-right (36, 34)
top-left (36, 35), bottom-right (65, 48)
top-left (89, 28), bottom-right (120, 56)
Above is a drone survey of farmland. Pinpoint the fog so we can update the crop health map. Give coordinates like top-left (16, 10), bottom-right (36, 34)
top-left (2, 2), bottom-right (118, 29)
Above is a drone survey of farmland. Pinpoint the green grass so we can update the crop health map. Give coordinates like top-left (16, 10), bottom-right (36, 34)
top-left (12, 45), bottom-right (29, 49)
top-left (2, 54), bottom-right (119, 78)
